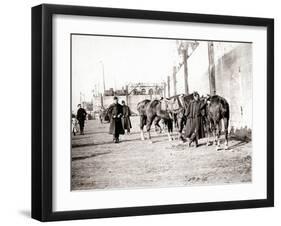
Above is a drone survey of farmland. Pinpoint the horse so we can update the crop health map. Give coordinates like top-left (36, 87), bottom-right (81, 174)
top-left (100, 107), bottom-right (110, 123)
top-left (205, 95), bottom-right (230, 150)
top-left (161, 94), bottom-right (194, 141)
top-left (137, 99), bottom-right (174, 142)
top-left (137, 94), bottom-right (195, 142)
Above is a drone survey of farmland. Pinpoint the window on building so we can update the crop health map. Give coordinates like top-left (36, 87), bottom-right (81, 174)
top-left (156, 88), bottom-right (162, 95)
top-left (141, 88), bottom-right (146, 95)
top-left (132, 89), bottom-right (137, 95)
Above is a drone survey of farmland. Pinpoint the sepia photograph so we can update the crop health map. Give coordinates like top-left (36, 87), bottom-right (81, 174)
top-left (71, 34), bottom-right (252, 191)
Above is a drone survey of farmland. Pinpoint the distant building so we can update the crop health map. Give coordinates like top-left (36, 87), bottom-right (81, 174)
top-left (104, 88), bottom-right (114, 96)
top-left (128, 82), bottom-right (165, 96)
top-left (104, 87), bottom-right (127, 96)
top-left (92, 82), bottom-right (165, 114)
top-left (103, 83), bottom-right (165, 97)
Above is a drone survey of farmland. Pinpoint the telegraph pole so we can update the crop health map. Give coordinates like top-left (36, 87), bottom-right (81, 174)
top-left (173, 66), bottom-right (177, 96)
top-left (183, 49), bottom-right (189, 95)
top-left (167, 76), bottom-right (171, 98)
top-left (163, 82), bottom-right (167, 98)
top-left (100, 61), bottom-right (106, 94)
top-left (177, 41), bottom-right (199, 95)
top-left (125, 85), bottom-right (129, 105)
top-left (208, 42), bottom-right (216, 95)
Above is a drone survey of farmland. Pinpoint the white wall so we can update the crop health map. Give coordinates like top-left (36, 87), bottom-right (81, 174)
top-left (175, 42), bottom-right (210, 95)
top-left (174, 42), bottom-right (253, 130)
top-left (0, 0), bottom-right (279, 226)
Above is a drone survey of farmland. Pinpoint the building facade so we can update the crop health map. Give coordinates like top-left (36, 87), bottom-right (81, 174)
top-left (92, 82), bottom-right (165, 114)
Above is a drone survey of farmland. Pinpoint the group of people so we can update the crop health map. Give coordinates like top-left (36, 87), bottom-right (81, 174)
top-left (107, 92), bottom-right (207, 146)
top-left (107, 97), bottom-right (132, 143)
top-left (74, 92), bottom-right (206, 147)
top-left (73, 98), bottom-right (132, 143)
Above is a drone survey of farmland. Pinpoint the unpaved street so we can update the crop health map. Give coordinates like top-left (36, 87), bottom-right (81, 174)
top-left (71, 117), bottom-right (252, 190)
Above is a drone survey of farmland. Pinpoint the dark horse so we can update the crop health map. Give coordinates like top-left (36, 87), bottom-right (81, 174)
top-left (205, 95), bottom-right (230, 150)
top-left (137, 99), bottom-right (174, 142)
top-left (137, 94), bottom-right (194, 142)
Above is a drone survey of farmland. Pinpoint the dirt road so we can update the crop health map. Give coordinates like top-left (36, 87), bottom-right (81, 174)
top-left (71, 116), bottom-right (252, 190)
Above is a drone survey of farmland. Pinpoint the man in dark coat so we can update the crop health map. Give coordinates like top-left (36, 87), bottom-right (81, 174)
top-left (184, 92), bottom-right (206, 147)
top-left (107, 96), bottom-right (125, 143)
top-left (121, 100), bottom-right (132, 134)
top-left (76, 104), bottom-right (87, 135)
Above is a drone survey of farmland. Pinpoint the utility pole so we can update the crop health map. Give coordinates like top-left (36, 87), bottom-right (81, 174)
top-left (163, 82), bottom-right (167, 98)
top-left (125, 85), bottom-right (129, 105)
top-left (208, 42), bottom-right (216, 95)
top-left (80, 92), bottom-right (85, 108)
top-left (173, 66), bottom-right (177, 96)
top-left (167, 76), bottom-right (171, 98)
top-left (177, 41), bottom-right (199, 95)
top-left (100, 61), bottom-right (106, 94)
top-left (100, 93), bottom-right (104, 108)
top-left (183, 49), bottom-right (189, 95)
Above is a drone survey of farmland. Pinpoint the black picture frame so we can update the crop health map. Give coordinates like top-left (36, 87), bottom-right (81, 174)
top-left (32, 4), bottom-right (274, 222)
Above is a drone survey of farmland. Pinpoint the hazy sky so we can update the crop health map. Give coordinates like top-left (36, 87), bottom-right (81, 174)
top-left (71, 35), bottom-right (179, 108)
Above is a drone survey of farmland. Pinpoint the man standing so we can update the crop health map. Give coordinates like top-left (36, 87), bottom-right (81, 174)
top-left (184, 92), bottom-right (206, 147)
top-left (121, 100), bottom-right (132, 134)
top-left (76, 104), bottom-right (87, 135)
top-left (107, 96), bottom-right (125, 143)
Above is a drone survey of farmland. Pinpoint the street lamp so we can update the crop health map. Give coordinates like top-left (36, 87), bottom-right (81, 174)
top-left (99, 60), bottom-right (106, 93)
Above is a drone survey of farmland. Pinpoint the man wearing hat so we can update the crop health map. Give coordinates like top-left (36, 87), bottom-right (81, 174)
top-left (184, 91), bottom-right (206, 147)
top-left (107, 96), bottom-right (125, 143)
top-left (76, 104), bottom-right (87, 135)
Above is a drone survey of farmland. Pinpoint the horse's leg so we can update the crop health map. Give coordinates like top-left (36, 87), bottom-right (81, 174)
top-left (178, 116), bottom-right (186, 142)
top-left (140, 115), bottom-right (146, 141)
top-left (146, 114), bottom-right (155, 143)
top-left (167, 119), bottom-right (173, 142)
top-left (215, 121), bottom-right (221, 151)
top-left (223, 117), bottom-right (229, 150)
top-left (177, 116), bottom-right (182, 140)
top-left (209, 119), bottom-right (217, 146)
top-left (206, 120), bottom-right (212, 146)
top-left (154, 117), bottom-right (162, 134)
top-left (212, 122), bottom-right (215, 146)
top-left (156, 107), bottom-right (174, 141)
top-left (174, 113), bottom-right (178, 129)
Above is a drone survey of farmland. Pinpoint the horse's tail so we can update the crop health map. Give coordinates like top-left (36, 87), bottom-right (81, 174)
top-left (220, 97), bottom-right (230, 120)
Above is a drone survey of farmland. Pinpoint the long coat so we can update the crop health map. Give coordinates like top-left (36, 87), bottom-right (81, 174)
top-left (76, 108), bottom-right (87, 122)
top-left (107, 103), bottom-right (125, 135)
top-left (122, 105), bottom-right (132, 130)
top-left (184, 100), bottom-right (206, 139)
